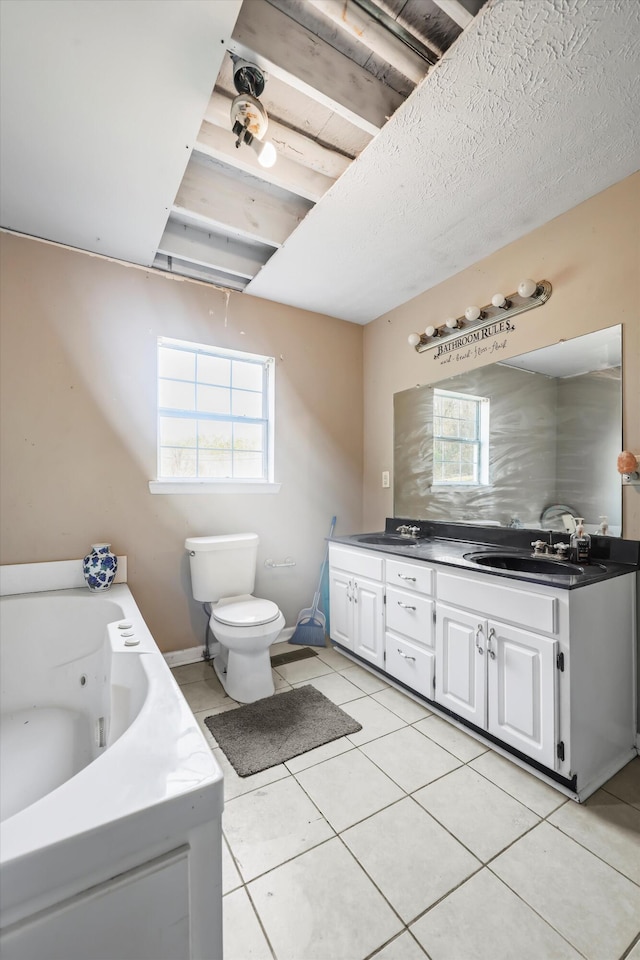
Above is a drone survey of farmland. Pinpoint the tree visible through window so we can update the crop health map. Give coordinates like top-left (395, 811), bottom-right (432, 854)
top-left (157, 338), bottom-right (274, 481)
top-left (433, 389), bottom-right (489, 485)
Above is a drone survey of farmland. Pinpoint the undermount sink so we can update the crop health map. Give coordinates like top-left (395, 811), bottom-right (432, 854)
top-left (357, 534), bottom-right (420, 546)
top-left (464, 551), bottom-right (587, 576)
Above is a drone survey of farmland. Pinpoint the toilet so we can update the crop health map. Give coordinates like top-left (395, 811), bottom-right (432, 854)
top-left (185, 533), bottom-right (285, 704)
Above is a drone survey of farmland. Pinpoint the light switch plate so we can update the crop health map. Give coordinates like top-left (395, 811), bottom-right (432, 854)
top-left (382, 471), bottom-right (390, 488)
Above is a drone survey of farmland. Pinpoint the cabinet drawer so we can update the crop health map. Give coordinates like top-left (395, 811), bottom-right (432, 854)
top-left (438, 572), bottom-right (557, 634)
top-left (385, 633), bottom-right (434, 699)
top-left (385, 559), bottom-right (434, 596)
top-left (386, 587), bottom-right (434, 646)
top-left (329, 545), bottom-right (383, 580)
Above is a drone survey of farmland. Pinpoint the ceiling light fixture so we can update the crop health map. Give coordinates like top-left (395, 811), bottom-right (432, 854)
top-left (408, 278), bottom-right (552, 353)
top-left (229, 57), bottom-right (277, 169)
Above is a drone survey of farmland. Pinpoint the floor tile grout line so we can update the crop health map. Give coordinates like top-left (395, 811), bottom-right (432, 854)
top-left (241, 880), bottom-right (279, 960)
top-left (620, 932), bottom-right (640, 960)
top-left (534, 817), bottom-right (640, 889)
top-left (482, 859), bottom-right (592, 960)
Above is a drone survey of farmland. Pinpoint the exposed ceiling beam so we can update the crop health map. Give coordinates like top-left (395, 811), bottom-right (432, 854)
top-left (157, 218), bottom-right (271, 279)
top-left (194, 121), bottom-right (333, 203)
top-left (153, 254), bottom-right (250, 291)
top-left (204, 91), bottom-right (351, 180)
top-left (430, 0), bottom-right (474, 30)
top-left (306, 0), bottom-right (429, 84)
top-left (173, 156), bottom-right (312, 247)
top-left (228, 0), bottom-right (403, 135)
top-left (350, 0), bottom-right (443, 60)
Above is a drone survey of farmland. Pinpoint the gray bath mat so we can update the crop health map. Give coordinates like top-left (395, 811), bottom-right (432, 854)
top-left (204, 685), bottom-right (362, 777)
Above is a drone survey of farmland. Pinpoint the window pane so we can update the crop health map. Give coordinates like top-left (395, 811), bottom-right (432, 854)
top-left (199, 450), bottom-right (232, 478)
top-left (197, 354), bottom-right (230, 387)
top-left (232, 390), bottom-right (263, 418)
top-left (159, 379), bottom-right (195, 411)
top-left (232, 360), bottom-right (263, 391)
top-left (197, 420), bottom-right (232, 449)
top-left (233, 422), bottom-right (263, 451)
top-left (439, 418), bottom-right (460, 438)
top-left (459, 420), bottom-right (478, 440)
top-left (197, 384), bottom-right (231, 415)
top-left (158, 347), bottom-right (195, 381)
top-left (233, 450), bottom-right (264, 479)
top-left (160, 447), bottom-right (196, 477)
top-left (160, 417), bottom-right (196, 447)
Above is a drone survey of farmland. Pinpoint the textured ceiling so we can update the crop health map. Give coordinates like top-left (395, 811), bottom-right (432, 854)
top-left (246, 0), bottom-right (640, 323)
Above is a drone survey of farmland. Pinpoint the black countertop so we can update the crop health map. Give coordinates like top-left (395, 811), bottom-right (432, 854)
top-left (330, 519), bottom-right (640, 591)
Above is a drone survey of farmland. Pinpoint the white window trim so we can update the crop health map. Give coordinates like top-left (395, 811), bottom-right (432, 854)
top-left (153, 336), bottom-right (277, 491)
top-left (149, 480), bottom-right (281, 495)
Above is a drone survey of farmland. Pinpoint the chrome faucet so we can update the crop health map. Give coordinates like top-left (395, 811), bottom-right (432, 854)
top-left (396, 524), bottom-right (420, 538)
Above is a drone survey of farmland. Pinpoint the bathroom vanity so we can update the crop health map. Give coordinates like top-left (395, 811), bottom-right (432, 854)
top-left (329, 521), bottom-right (638, 801)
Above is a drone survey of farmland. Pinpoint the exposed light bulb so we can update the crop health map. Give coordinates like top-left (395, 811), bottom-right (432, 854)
top-left (445, 317), bottom-right (460, 331)
top-left (464, 305), bottom-right (482, 322)
top-left (250, 138), bottom-right (277, 168)
top-left (424, 325), bottom-right (440, 338)
top-left (518, 278), bottom-right (538, 298)
top-left (257, 139), bottom-right (277, 168)
top-left (491, 293), bottom-right (507, 308)
top-left (408, 332), bottom-right (421, 347)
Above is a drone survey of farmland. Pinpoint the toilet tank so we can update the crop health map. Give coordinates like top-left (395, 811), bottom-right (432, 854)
top-left (185, 533), bottom-right (259, 602)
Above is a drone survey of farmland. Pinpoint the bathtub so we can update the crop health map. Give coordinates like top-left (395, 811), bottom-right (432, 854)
top-left (0, 568), bottom-right (223, 960)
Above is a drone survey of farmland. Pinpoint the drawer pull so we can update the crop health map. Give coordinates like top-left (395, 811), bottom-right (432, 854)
top-left (397, 649), bottom-right (416, 661)
top-left (397, 601), bottom-right (416, 611)
top-left (397, 574), bottom-right (417, 582)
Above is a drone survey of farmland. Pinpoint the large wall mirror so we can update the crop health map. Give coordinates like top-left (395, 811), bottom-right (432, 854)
top-left (394, 325), bottom-right (622, 535)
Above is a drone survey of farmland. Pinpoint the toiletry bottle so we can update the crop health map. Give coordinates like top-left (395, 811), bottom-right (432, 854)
top-left (571, 518), bottom-right (591, 563)
top-left (597, 516), bottom-right (609, 536)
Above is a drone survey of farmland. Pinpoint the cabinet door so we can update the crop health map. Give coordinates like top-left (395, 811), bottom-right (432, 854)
top-left (329, 568), bottom-right (353, 649)
top-left (353, 576), bottom-right (385, 668)
top-left (487, 621), bottom-right (557, 769)
top-left (435, 604), bottom-right (486, 726)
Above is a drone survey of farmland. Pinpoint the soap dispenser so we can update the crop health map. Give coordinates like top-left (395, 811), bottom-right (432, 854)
top-left (571, 518), bottom-right (591, 563)
top-left (597, 516), bottom-right (609, 536)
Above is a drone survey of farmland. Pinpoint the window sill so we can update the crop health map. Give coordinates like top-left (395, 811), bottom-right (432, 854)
top-left (149, 480), bottom-right (281, 495)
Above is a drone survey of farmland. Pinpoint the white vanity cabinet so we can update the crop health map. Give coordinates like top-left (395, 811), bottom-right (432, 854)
top-left (384, 558), bottom-right (436, 699)
top-left (328, 546), bottom-right (385, 668)
top-left (329, 539), bottom-right (637, 800)
top-left (435, 567), bottom-right (637, 791)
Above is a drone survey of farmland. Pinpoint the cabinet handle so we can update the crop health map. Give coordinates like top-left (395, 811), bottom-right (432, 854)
top-left (397, 574), bottom-right (416, 582)
top-left (397, 602), bottom-right (416, 611)
top-left (353, 580), bottom-right (358, 603)
top-left (487, 627), bottom-right (496, 660)
top-left (475, 625), bottom-right (484, 655)
top-left (398, 649), bottom-right (416, 661)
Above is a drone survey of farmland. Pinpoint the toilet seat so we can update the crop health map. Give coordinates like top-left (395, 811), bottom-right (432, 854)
top-left (212, 598), bottom-right (280, 628)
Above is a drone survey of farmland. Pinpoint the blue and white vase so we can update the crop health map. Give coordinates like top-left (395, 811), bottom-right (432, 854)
top-left (83, 543), bottom-right (118, 592)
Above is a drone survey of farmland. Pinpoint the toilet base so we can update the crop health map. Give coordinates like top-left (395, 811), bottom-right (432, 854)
top-left (213, 647), bottom-right (275, 704)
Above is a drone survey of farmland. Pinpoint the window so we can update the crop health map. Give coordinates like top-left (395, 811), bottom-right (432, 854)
top-left (433, 388), bottom-right (489, 485)
top-left (156, 337), bottom-right (274, 483)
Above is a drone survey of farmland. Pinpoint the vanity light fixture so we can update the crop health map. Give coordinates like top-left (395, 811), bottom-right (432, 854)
top-left (229, 57), bottom-right (278, 169)
top-left (408, 278), bottom-right (552, 353)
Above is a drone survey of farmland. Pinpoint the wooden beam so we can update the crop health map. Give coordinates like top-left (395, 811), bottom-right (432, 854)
top-left (204, 91), bottom-right (351, 180)
top-left (173, 156), bottom-right (312, 247)
top-left (157, 218), bottom-right (272, 279)
top-left (307, 0), bottom-right (428, 84)
top-left (430, 0), bottom-right (474, 29)
top-left (228, 0), bottom-right (403, 135)
top-left (194, 121), bottom-right (333, 203)
top-left (153, 254), bottom-right (250, 291)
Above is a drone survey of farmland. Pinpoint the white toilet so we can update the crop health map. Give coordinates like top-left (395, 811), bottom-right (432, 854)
top-left (185, 533), bottom-right (285, 704)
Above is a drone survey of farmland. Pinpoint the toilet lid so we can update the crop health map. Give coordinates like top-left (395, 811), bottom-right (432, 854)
top-left (212, 598), bottom-right (280, 627)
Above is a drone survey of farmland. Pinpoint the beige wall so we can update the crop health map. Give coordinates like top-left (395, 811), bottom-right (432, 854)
top-left (363, 173), bottom-right (640, 538)
top-left (0, 235), bottom-right (364, 652)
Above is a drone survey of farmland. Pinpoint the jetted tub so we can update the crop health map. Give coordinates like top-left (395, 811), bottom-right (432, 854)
top-left (0, 572), bottom-right (223, 960)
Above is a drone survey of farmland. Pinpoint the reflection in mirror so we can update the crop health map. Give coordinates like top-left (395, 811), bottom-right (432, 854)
top-left (394, 326), bottom-right (622, 535)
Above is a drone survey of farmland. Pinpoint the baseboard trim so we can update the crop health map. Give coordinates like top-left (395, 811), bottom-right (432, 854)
top-left (163, 626), bottom-right (296, 667)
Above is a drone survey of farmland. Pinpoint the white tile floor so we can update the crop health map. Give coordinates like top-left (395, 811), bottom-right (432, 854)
top-left (173, 644), bottom-right (640, 960)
